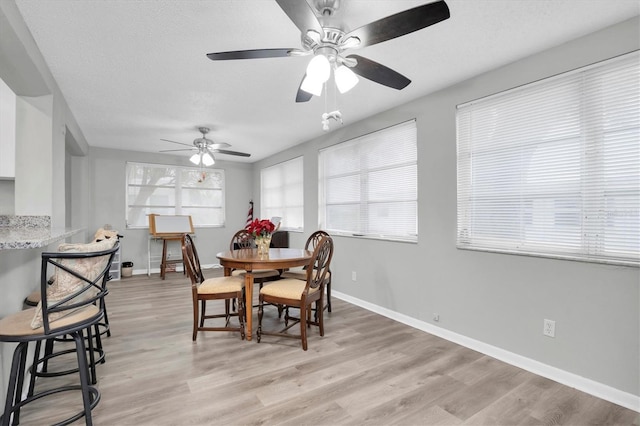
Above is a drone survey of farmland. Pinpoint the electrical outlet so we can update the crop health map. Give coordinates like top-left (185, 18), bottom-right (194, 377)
top-left (433, 313), bottom-right (440, 322)
top-left (543, 319), bottom-right (556, 337)
top-left (351, 271), bottom-right (357, 281)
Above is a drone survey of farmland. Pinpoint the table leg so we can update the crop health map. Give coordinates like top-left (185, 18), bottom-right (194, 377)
top-left (244, 272), bottom-right (254, 341)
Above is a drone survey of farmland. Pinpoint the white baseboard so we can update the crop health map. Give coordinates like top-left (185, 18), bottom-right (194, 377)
top-left (333, 290), bottom-right (640, 413)
top-left (129, 263), bottom-right (221, 277)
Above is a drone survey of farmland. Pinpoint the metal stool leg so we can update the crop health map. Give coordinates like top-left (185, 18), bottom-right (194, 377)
top-left (1, 342), bottom-right (28, 426)
top-left (72, 331), bottom-right (97, 426)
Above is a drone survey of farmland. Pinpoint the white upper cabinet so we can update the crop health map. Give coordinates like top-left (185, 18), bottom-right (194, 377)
top-left (0, 78), bottom-right (16, 179)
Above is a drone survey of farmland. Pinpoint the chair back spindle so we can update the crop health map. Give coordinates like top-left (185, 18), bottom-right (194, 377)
top-left (230, 229), bottom-right (254, 250)
top-left (305, 236), bottom-right (333, 294)
top-left (182, 233), bottom-right (204, 284)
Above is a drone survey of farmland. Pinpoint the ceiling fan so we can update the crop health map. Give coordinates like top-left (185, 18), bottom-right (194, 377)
top-left (160, 127), bottom-right (250, 166)
top-left (206, 0), bottom-right (450, 102)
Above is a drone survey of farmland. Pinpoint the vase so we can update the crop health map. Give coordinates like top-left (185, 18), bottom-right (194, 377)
top-left (256, 234), bottom-right (271, 256)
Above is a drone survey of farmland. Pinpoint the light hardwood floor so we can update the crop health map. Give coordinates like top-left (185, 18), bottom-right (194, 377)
top-left (16, 269), bottom-right (639, 425)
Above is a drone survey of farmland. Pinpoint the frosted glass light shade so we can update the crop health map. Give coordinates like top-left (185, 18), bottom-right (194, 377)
top-left (201, 152), bottom-right (215, 166)
top-left (306, 54), bottom-right (330, 83)
top-left (190, 153), bottom-right (201, 165)
top-left (300, 75), bottom-right (324, 96)
top-left (335, 65), bottom-right (359, 93)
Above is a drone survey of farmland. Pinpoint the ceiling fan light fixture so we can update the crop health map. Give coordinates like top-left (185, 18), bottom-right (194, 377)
top-left (305, 29), bottom-right (323, 45)
top-left (201, 151), bottom-right (215, 166)
top-left (306, 54), bottom-right (331, 83)
top-left (300, 74), bottom-right (324, 96)
top-left (335, 65), bottom-right (359, 93)
top-left (189, 153), bottom-right (201, 165)
top-left (340, 36), bottom-right (361, 49)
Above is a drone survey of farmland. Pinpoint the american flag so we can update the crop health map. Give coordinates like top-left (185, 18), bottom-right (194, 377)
top-left (245, 200), bottom-right (253, 229)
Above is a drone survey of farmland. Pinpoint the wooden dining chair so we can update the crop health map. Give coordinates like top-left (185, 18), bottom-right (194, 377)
top-left (229, 229), bottom-right (282, 283)
top-left (182, 234), bottom-right (245, 341)
top-left (229, 229), bottom-right (283, 311)
top-left (281, 230), bottom-right (333, 312)
top-left (257, 235), bottom-right (333, 351)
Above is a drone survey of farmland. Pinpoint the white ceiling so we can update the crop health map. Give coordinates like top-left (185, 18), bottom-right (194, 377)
top-left (14, 0), bottom-right (640, 163)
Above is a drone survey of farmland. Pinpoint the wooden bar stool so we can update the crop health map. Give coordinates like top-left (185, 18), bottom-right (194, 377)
top-left (160, 235), bottom-right (184, 280)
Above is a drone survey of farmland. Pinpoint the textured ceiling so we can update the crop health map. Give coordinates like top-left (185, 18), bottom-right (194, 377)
top-left (14, 0), bottom-right (640, 163)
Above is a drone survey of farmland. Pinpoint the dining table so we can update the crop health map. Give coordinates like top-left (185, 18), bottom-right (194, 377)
top-left (216, 247), bottom-right (313, 340)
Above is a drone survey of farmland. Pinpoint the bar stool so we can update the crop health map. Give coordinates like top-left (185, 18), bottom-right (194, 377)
top-left (19, 286), bottom-right (105, 393)
top-left (0, 240), bottom-right (118, 426)
top-left (22, 291), bottom-right (40, 308)
top-left (22, 281), bottom-right (111, 387)
top-left (25, 233), bottom-right (121, 388)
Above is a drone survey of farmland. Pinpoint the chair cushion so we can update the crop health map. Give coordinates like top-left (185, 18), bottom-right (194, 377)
top-left (31, 238), bottom-right (116, 329)
top-left (1, 305), bottom-right (100, 338)
top-left (231, 269), bottom-right (281, 279)
top-left (280, 269), bottom-right (305, 280)
top-left (198, 276), bottom-right (244, 295)
top-left (259, 278), bottom-right (319, 300)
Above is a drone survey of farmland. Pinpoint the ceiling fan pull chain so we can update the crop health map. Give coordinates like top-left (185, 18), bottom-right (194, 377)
top-left (322, 84), bottom-right (329, 131)
top-left (321, 81), bottom-right (343, 132)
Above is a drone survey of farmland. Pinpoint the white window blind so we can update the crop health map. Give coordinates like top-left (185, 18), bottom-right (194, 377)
top-left (260, 156), bottom-right (303, 231)
top-left (319, 120), bottom-right (418, 242)
top-left (457, 52), bottom-right (639, 266)
top-left (126, 162), bottom-right (225, 228)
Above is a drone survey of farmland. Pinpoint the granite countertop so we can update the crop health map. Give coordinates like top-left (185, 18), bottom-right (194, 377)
top-left (0, 215), bottom-right (83, 250)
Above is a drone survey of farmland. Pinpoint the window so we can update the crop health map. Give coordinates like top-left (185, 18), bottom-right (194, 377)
top-left (260, 156), bottom-right (303, 231)
top-left (126, 162), bottom-right (225, 228)
top-left (319, 120), bottom-right (418, 242)
top-left (457, 52), bottom-right (639, 266)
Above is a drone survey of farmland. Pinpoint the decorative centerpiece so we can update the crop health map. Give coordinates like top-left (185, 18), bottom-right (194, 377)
top-left (247, 218), bottom-right (276, 255)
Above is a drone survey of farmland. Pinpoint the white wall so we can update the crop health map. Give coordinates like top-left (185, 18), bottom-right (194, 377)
top-left (87, 147), bottom-right (254, 272)
top-left (253, 17), bottom-right (640, 403)
top-left (14, 95), bottom-right (52, 216)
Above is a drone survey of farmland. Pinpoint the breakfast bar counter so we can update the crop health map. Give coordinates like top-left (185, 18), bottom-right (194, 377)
top-left (0, 226), bottom-right (82, 250)
top-left (0, 215), bottom-right (82, 250)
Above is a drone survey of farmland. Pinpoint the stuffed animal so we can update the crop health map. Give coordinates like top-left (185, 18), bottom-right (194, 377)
top-left (93, 228), bottom-right (120, 242)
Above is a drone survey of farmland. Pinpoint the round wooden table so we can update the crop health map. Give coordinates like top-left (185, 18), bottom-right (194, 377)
top-left (216, 248), bottom-right (312, 340)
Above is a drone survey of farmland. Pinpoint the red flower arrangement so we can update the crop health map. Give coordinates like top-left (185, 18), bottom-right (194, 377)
top-left (247, 218), bottom-right (276, 238)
